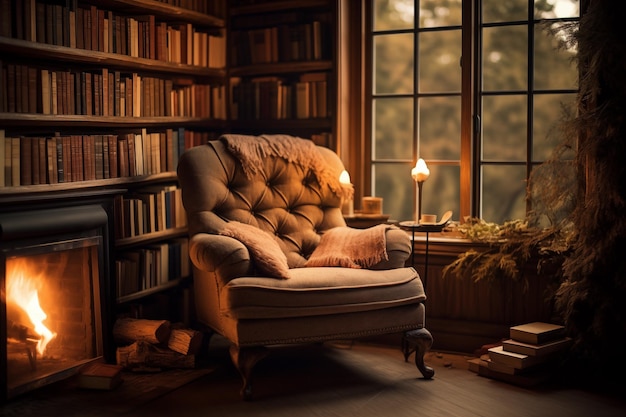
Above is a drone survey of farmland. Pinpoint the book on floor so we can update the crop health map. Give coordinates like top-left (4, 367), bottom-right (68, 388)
top-left (502, 337), bottom-right (572, 357)
top-left (476, 358), bottom-right (555, 387)
top-left (77, 361), bottom-right (124, 390)
top-left (487, 345), bottom-right (552, 370)
top-left (486, 357), bottom-right (529, 375)
top-left (509, 322), bottom-right (565, 345)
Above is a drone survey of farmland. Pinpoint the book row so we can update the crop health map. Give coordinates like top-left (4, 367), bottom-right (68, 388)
top-left (114, 185), bottom-right (188, 240)
top-left (116, 237), bottom-right (190, 297)
top-left (230, 20), bottom-right (330, 66)
top-left (0, 0), bottom-right (226, 68)
top-left (0, 128), bottom-right (195, 187)
top-left (0, 63), bottom-right (227, 119)
top-left (230, 72), bottom-right (329, 120)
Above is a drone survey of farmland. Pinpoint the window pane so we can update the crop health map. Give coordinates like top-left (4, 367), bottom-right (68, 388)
top-left (373, 97), bottom-right (414, 159)
top-left (481, 165), bottom-right (526, 222)
top-left (482, 95), bottom-right (527, 161)
top-left (418, 96), bottom-right (461, 160)
top-left (533, 93), bottom-right (576, 161)
top-left (373, 163), bottom-right (459, 223)
top-left (374, 33), bottom-right (414, 94)
top-left (534, 0), bottom-right (579, 19)
top-left (534, 23), bottom-right (578, 90)
top-left (374, 0), bottom-right (414, 31)
top-left (528, 160), bottom-right (576, 227)
top-left (419, 29), bottom-right (461, 93)
top-left (483, 0), bottom-right (528, 24)
top-left (419, 0), bottom-right (462, 28)
top-left (372, 162), bottom-right (414, 221)
top-left (421, 164), bottom-right (460, 220)
top-left (482, 26), bottom-right (528, 91)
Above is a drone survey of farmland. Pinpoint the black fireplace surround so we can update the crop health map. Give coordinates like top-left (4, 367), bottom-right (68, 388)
top-left (0, 194), bottom-right (116, 402)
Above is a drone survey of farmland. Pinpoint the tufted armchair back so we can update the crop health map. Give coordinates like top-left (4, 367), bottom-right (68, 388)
top-left (177, 137), bottom-right (348, 268)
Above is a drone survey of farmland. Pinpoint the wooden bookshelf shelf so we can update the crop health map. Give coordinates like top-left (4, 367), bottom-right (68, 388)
top-left (116, 276), bottom-right (190, 304)
top-left (233, 118), bottom-right (333, 131)
top-left (0, 113), bottom-right (227, 130)
top-left (115, 227), bottom-right (188, 249)
top-left (0, 37), bottom-right (226, 79)
top-left (94, 0), bottom-right (225, 27)
top-left (229, 0), bottom-right (329, 16)
top-left (229, 60), bottom-right (333, 77)
top-left (0, 172), bottom-right (179, 196)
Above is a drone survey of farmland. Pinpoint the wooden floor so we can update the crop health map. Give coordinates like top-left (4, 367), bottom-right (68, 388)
top-left (124, 337), bottom-right (625, 417)
top-left (3, 336), bottom-right (625, 417)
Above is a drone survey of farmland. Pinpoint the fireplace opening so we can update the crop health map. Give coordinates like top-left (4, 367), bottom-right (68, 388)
top-left (1, 204), bottom-right (110, 401)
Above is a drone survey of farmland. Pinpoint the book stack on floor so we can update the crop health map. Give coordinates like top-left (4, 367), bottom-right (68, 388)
top-left (468, 322), bottom-right (571, 387)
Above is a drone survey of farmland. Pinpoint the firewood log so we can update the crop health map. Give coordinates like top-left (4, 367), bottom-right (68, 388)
top-left (112, 318), bottom-right (171, 345)
top-left (167, 328), bottom-right (203, 355)
top-left (116, 341), bottom-right (195, 369)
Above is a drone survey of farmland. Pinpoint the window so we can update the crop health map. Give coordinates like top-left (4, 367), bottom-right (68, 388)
top-left (368, 0), bottom-right (579, 223)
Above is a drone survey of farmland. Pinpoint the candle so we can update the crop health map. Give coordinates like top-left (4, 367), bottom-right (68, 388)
top-left (339, 170), bottom-right (354, 217)
top-left (411, 159), bottom-right (430, 224)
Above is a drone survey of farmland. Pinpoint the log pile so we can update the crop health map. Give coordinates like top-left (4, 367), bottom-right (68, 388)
top-left (113, 318), bottom-right (203, 371)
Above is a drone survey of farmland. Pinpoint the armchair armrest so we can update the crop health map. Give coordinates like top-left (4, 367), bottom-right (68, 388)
top-left (189, 233), bottom-right (253, 284)
top-left (371, 227), bottom-right (412, 270)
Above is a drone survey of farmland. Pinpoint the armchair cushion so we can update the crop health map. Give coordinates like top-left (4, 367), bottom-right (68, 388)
top-left (221, 266), bottom-right (425, 319)
top-left (220, 221), bottom-right (291, 280)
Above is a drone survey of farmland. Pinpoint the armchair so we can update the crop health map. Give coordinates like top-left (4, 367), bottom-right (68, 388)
top-left (177, 134), bottom-right (434, 399)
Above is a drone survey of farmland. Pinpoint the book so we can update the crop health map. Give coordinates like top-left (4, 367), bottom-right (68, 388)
top-left (488, 345), bottom-right (552, 370)
top-left (509, 322), bottom-right (565, 345)
top-left (485, 356), bottom-right (554, 375)
top-left (502, 337), bottom-right (572, 357)
top-left (77, 361), bottom-right (123, 390)
top-left (476, 357), bottom-right (554, 387)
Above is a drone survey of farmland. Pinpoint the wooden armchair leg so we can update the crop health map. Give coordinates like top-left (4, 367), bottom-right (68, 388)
top-left (402, 328), bottom-right (435, 379)
top-left (229, 345), bottom-right (270, 400)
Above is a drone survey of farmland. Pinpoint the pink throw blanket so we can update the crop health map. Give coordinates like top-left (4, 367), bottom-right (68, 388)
top-left (304, 224), bottom-right (391, 269)
top-left (220, 134), bottom-right (351, 200)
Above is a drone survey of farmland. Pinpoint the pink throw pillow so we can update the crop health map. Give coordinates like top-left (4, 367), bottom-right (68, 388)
top-left (220, 221), bottom-right (291, 279)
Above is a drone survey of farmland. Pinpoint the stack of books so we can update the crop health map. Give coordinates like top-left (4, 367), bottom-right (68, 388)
top-left (469, 322), bottom-right (571, 386)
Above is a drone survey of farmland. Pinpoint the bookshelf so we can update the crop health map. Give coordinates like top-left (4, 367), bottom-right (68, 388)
top-left (227, 0), bottom-right (337, 149)
top-left (0, 0), bottom-right (227, 322)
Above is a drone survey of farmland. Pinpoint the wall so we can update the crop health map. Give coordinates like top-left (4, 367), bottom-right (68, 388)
top-left (409, 235), bottom-right (555, 353)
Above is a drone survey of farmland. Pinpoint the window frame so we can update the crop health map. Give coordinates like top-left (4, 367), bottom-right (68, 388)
top-left (360, 0), bottom-right (581, 223)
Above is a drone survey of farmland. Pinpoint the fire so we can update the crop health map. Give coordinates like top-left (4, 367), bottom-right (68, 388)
top-left (7, 259), bottom-right (57, 355)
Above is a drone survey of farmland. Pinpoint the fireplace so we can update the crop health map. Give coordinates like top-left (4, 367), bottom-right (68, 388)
top-left (1, 203), bottom-right (112, 401)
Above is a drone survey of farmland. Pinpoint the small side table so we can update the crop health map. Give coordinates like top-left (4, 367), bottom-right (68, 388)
top-left (398, 222), bottom-right (445, 290)
top-left (344, 213), bottom-right (390, 229)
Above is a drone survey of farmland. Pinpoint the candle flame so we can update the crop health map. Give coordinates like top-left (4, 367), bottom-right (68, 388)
top-left (411, 159), bottom-right (430, 182)
top-left (339, 170), bottom-right (351, 184)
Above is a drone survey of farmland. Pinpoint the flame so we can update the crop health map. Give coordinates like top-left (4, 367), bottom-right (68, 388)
top-left (339, 169), bottom-right (351, 185)
top-left (7, 260), bottom-right (57, 355)
top-left (411, 158), bottom-right (430, 183)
